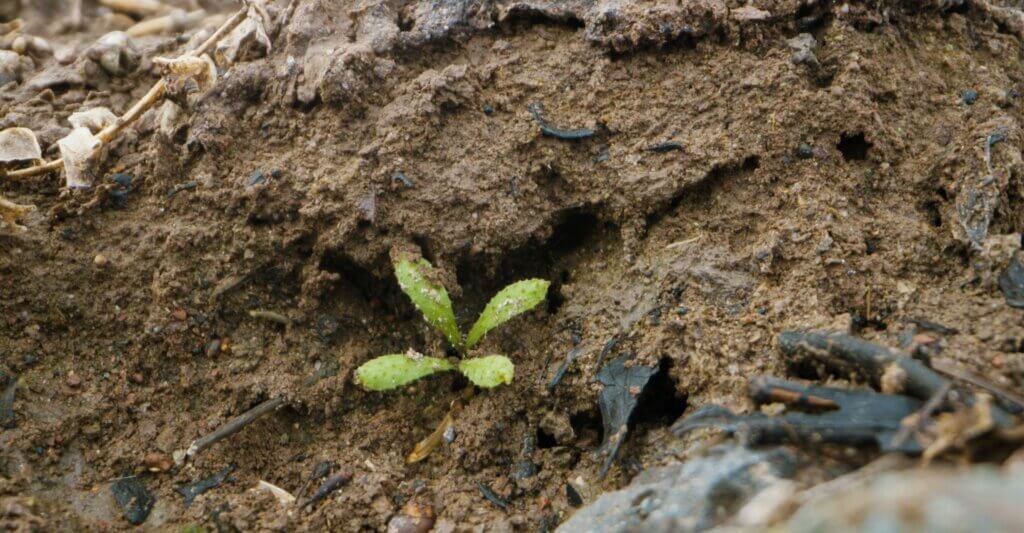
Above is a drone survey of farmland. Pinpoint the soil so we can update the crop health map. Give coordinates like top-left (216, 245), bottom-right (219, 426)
top-left (3, 0), bottom-right (1024, 530)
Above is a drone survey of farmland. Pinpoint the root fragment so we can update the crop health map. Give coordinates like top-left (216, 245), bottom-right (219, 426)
top-left (0, 195), bottom-right (34, 230)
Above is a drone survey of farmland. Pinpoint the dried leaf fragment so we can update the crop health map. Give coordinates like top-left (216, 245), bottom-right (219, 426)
top-left (0, 127), bottom-right (42, 164)
top-left (69, 107), bottom-right (118, 133)
top-left (256, 480), bottom-right (295, 506)
top-left (153, 54), bottom-right (217, 104)
top-left (57, 127), bottom-right (101, 189)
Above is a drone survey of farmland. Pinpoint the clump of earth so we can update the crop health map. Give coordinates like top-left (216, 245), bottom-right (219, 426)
top-left (4, 0), bottom-right (1024, 530)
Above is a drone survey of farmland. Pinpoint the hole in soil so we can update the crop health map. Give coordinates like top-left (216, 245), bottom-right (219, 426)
top-left (788, 358), bottom-right (825, 381)
top-left (633, 357), bottom-right (688, 426)
top-left (536, 427), bottom-right (558, 449)
top-left (837, 132), bottom-right (871, 161)
top-left (319, 250), bottom-right (385, 303)
top-left (922, 200), bottom-right (943, 227)
top-left (412, 235), bottom-right (436, 264)
top-left (570, 408), bottom-right (603, 448)
top-left (548, 209), bottom-right (600, 255)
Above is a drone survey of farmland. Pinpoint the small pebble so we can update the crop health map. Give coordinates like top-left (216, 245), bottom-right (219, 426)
top-left (795, 143), bottom-right (814, 159)
top-left (248, 171), bottom-right (266, 186)
top-left (962, 89), bottom-right (979, 105)
top-left (111, 477), bottom-right (155, 525)
top-left (111, 173), bottom-right (133, 187)
top-left (93, 254), bottom-right (108, 267)
top-left (483, 104), bottom-right (494, 115)
top-left (66, 372), bottom-right (82, 388)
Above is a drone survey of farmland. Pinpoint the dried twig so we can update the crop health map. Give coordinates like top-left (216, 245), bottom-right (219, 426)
top-left (4, 7), bottom-right (247, 181)
top-left (931, 358), bottom-right (1024, 412)
top-left (889, 381), bottom-right (951, 448)
top-left (183, 396), bottom-right (285, 462)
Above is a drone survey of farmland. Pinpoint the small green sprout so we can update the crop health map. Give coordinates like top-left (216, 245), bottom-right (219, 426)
top-left (355, 258), bottom-right (549, 391)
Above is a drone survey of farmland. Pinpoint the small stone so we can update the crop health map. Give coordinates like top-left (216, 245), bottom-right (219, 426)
top-left (795, 143), bottom-right (814, 159)
top-left (93, 254), bottom-right (109, 267)
top-left (962, 89), bottom-right (979, 105)
top-left (483, 104), bottom-right (494, 115)
top-left (443, 426), bottom-right (457, 443)
top-left (171, 309), bottom-right (187, 321)
top-left (143, 452), bottom-right (173, 472)
top-left (248, 171), bottom-right (266, 186)
top-left (130, 372), bottom-right (144, 384)
top-left (66, 372), bottom-right (82, 388)
top-left (205, 339), bottom-right (222, 357)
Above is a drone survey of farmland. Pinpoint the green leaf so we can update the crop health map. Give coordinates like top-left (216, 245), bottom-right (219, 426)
top-left (458, 355), bottom-right (515, 388)
top-left (465, 279), bottom-right (549, 349)
top-left (395, 258), bottom-right (463, 348)
top-left (354, 353), bottom-right (454, 391)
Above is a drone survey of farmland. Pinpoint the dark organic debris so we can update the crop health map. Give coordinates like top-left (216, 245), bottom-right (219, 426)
top-left (596, 355), bottom-right (659, 478)
top-left (566, 483), bottom-right (583, 508)
top-left (297, 460), bottom-right (333, 499)
top-left (777, 330), bottom-right (1012, 425)
top-left (907, 318), bottom-right (959, 336)
top-left (111, 476), bottom-right (156, 526)
top-left (302, 470), bottom-right (353, 510)
top-left (547, 345), bottom-right (583, 391)
top-left (646, 142), bottom-right (684, 153)
top-left (673, 377), bottom-right (924, 453)
top-left (998, 251), bottom-right (1024, 309)
top-left (167, 180), bottom-right (198, 198)
top-left (392, 171), bottom-right (414, 188)
top-left (176, 464), bottom-right (236, 506)
top-left (513, 434), bottom-right (538, 480)
top-left (795, 143), bottom-right (814, 159)
top-left (478, 482), bottom-right (510, 510)
top-left (1, 370), bottom-right (16, 429)
top-left (528, 103), bottom-right (595, 141)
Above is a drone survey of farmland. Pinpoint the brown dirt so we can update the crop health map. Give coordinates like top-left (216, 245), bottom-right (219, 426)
top-left (3, 0), bottom-right (1024, 530)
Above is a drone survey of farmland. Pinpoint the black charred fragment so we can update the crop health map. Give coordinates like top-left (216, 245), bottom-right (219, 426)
top-left (298, 460), bottom-right (334, 498)
top-left (646, 142), bottom-right (684, 153)
top-left (906, 318), bottom-right (959, 336)
top-left (514, 434), bottom-right (538, 480)
top-left (778, 330), bottom-right (1013, 426)
top-left (596, 356), bottom-right (659, 479)
top-left (566, 483), bottom-right (583, 507)
top-left (302, 470), bottom-right (353, 509)
top-left (1, 370), bottom-right (16, 429)
top-left (673, 377), bottom-right (924, 453)
top-left (478, 482), bottom-right (510, 509)
top-left (547, 345), bottom-right (584, 391)
top-left (176, 464), bottom-right (236, 506)
top-left (529, 103), bottom-right (595, 141)
top-left (998, 251), bottom-right (1024, 309)
top-left (111, 477), bottom-right (156, 525)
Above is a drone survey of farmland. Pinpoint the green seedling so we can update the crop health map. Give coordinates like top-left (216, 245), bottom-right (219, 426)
top-left (355, 258), bottom-right (548, 391)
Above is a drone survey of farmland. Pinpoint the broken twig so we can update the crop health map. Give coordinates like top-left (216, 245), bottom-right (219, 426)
top-left (302, 470), bottom-right (353, 509)
top-left (183, 396), bottom-right (285, 462)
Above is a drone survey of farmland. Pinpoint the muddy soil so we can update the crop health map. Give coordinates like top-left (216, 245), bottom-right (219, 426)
top-left (3, 0), bottom-right (1024, 530)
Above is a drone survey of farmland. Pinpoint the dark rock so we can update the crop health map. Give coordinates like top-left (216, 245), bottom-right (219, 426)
top-left (483, 104), bottom-right (494, 115)
top-left (566, 483), bottom-right (583, 508)
top-left (558, 445), bottom-right (797, 533)
top-left (795, 143), bottom-right (814, 159)
top-left (962, 89), bottom-right (979, 105)
top-left (111, 477), bottom-right (155, 525)
top-left (248, 171), bottom-right (266, 186)
top-left (999, 251), bottom-right (1024, 309)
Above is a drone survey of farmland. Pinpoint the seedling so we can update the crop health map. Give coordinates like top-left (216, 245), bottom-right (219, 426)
top-left (355, 258), bottom-right (549, 391)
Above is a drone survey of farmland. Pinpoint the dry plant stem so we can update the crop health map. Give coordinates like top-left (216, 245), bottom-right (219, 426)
top-left (185, 396), bottom-right (285, 460)
top-left (4, 8), bottom-right (247, 181)
top-left (889, 381), bottom-right (951, 448)
top-left (127, 9), bottom-right (207, 38)
top-left (931, 358), bottom-right (1024, 411)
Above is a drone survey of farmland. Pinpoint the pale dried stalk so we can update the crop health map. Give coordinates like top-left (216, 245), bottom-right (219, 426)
top-left (126, 9), bottom-right (209, 38)
top-left (4, 8), bottom-right (247, 181)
